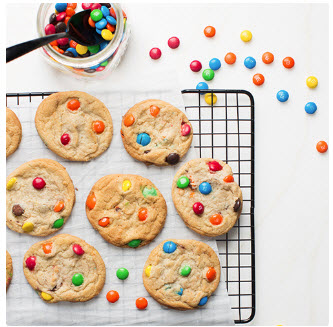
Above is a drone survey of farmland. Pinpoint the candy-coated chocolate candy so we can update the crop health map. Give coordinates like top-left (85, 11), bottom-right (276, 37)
top-left (202, 68), bottom-right (215, 81)
top-left (106, 22), bottom-right (115, 32)
top-left (306, 76), bottom-right (318, 88)
top-left (67, 99), bottom-right (80, 110)
top-left (305, 102), bottom-right (317, 114)
top-left (73, 244), bottom-right (85, 255)
top-left (43, 242), bottom-right (52, 254)
top-left (109, 7), bottom-right (117, 19)
top-left (91, 9), bottom-right (103, 22)
top-left (240, 30), bottom-right (252, 42)
top-left (138, 208), bottom-right (148, 221)
top-left (283, 57), bottom-right (295, 69)
top-left (123, 113), bottom-right (135, 126)
top-left (26, 256), bottom-right (36, 270)
top-left (180, 265), bottom-right (191, 276)
top-left (100, 60), bottom-right (109, 66)
top-left (142, 186), bottom-right (157, 197)
top-left (56, 12), bottom-right (67, 22)
top-left (190, 60), bottom-right (202, 72)
top-left (64, 16), bottom-right (70, 25)
top-left (55, 3), bottom-right (67, 12)
top-left (92, 120), bottom-right (105, 134)
top-left (86, 193), bottom-right (96, 210)
top-left (136, 297), bottom-right (148, 310)
top-left (262, 52), bottom-right (274, 64)
top-left (204, 26), bottom-right (216, 37)
top-left (316, 141), bottom-right (328, 153)
top-left (106, 15), bottom-right (117, 25)
top-left (88, 16), bottom-right (96, 27)
top-left (210, 214), bottom-right (223, 225)
top-left (72, 273), bottom-right (84, 286)
top-left (116, 268), bottom-right (129, 279)
top-left (177, 176), bottom-right (190, 189)
top-left (50, 40), bottom-right (58, 47)
top-left (12, 204), bottom-right (24, 216)
top-left (166, 153), bottom-right (180, 165)
top-left (136, 133), bottom-right (151, 146)
top-left (22, 222), bottom-right (34, 232)
top-left (163, 241), bottom-right (177, 253)
top-left (128, 239), bottom-right (142, 248)
top-left (54, 200), bottom-right (65, 212)
top-left (67, 3), bottom-right (77, 9)
top-left (41, 292), bottom-right (53, 301)
top-left (66, 7), bottom-right (75, 17)
top-left (122, 180), bottom-right (131, 191)
top-left (53, 45), bottom-right (64, 54)
top-left (101, 6), bottom-right (110, 17)
top-left (223, 175), bottom-right (234, 183)
top-left (6, 177), bottom-right (17, 190)
top-left (209, 58), bottom-right (221, 71)
top-left (33, 177), bottom-right (46, 190)
top-left (53, 218), bottom-right (64, 228)
top-left (45, 24), bottom-right (56, 35)
top-left (49, 13), bottom-right (57, 24)
top-left (106, 290), bottom-right (119, 303)
top-left (244, 56), bottom-right (256, 69)
top-left (234, 198), bottom-right (241, 212)
top-left (225, 52), bottom-right (236, 64)
top-left (76, 44), bottom-right (88, 55)
top-left (276, 90), bottom-right (289, 102)
top-left (177, 288), bottom-right (183, 295)
top-left (150, 105), bottom-right (160, 117)
top-left (96, 66), bottom-right (105, 72)
top-left (193, 202), bottom-right (204, 215)
top-left (206, 267), bottom-right (216, 282)
top-left (95, 17), bottom-right (107, 30)
top-left (98, 217), bottom-right (110, 227)
top-left (82, 3), bottom-right (92, 10)
top-left (199, 182), bottom-right (212, 195)
top-left (204, 93), bottom-right (217, 105)
top-left (181, 123), bottom-right (191, 136)
top-left (88, 44), bottom-right (100, 54)
top-left (91, 3), bottom-right (101, 10)
top-left (253, 73), bottom-right (265, 86)
top-left (55, 22), bottom-right (67, 33)
top-left (198, 296), bottom-right (208, 306)
top-left (64, 51), bottom-right (74, 57)
top-left (145, 265), bottom-right (152, 277)
top-left (208, 161), bottom-right (222, 171)
top-left (149, 47), bottom-right (162, 60)
top-left (70, 40), bottom-right (78, 48)
top-left (61, 133), bottom-right (70, 145)
top-left (196, 82), bottom-right (209, 92)
top-left (168, 36), bottom-right (180, 49)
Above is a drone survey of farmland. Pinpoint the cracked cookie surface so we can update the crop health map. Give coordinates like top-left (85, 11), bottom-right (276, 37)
top-left (6, 108), bottom-right (22, 157)
top-left (6, 250), bottom-right (13, 291)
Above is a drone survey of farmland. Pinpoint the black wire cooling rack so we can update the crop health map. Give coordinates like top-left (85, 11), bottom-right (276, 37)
top-left (182, 89), bottom-right (255, 324)
top-left (6, 90), bottom-right (255, 324)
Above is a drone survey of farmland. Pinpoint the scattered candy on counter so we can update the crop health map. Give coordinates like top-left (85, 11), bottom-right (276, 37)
top-left (209, 58), bottom-right (221, 71)
top-left (276, 90), bottom-right (289, 102)
top-left (116, 268), bottom-right (129, 280)
top-left (244, 56), bottom-right (256, 69)
top-left (204, 93), bottom-right (217, 105)
top-left (168, 36), bottom-right (180, 49)
top-left (316, 141), bottom-right (328, 153)
top-left (224, 52), bottom-right (236, 65)
top-left (262, 52), bottom-right (274, 64)
top-left (136, 297), bottom-right (148, 310)
top-left (283, 56), bottom-right (295, 69)
top-left (149, 47), bottom-right (162, 60)
top-left (202, 68), bottom-right (215, 81)
top-left (190, 60), bottom-right (202, 72)
top-left (204, 25), bottom-right (216, 37)
top-left (306, 76), bottom-right (318, 88)
top-left (106, 290), bottom-right (120, 303)
top-left (240, 30), bottom-right (252, 42)
top-left (253, 73), bottom-right (265, 86)
top-left (304, 102), bottom-right (317, 114)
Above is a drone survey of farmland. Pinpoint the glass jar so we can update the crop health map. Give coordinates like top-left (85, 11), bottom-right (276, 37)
top-left (36, 3), bottom-right (130, 79)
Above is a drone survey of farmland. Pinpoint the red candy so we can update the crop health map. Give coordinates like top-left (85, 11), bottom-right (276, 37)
top-left (90, 3), bottom-right (101, 10)
top-left (73, 244), bottom-right (85, 255)
top-left (32, 177), bottom-right (46, 190)
top-left (168, 36), bottom-right (180, 49)
top-left (57, 38), bottom-right (69, 46)
top-left (193, 202), bottom-right (204, 215)
top-left (56, 12), bottom-right (67, 22)
top-left (149, 48), bottom-right (162, 60)
top-left (96, 66), bottom-right (105, 72)
top-left (190, 60), bottom-right (202, 72)
top-left (181, 123), bottom-right (191, 136)
top-left (45, 24), bottom-right (56, 35)
top-left (208, 161), bottom-right (222, 171)
top-left (253, 73), bottom-right (265, 86)
top-left (26, 256), bottom-right (36, 270)
top-left (61, 133), bottom-right (70, 145)
top-left (82, 3), bottom-right (92, 10)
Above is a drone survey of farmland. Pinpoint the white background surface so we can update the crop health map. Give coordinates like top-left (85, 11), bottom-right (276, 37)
top-left (6, 2), bottom-right (329, 326)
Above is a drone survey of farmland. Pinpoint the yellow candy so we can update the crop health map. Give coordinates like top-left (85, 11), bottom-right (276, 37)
top-left (101, 29), bottom-right (114, 41)
top-left (6, 177), bottom-right (17, 190)
top-left (240, 30), bottom-right (252, 42)
top-left (41, 292), bottom-right (53, 301)
top-left (306, 76), bottom-right (318, 88)
top-left (22, 222), bottom-right (34, 233)
top-left (76, 44), bottom-right (88, 55)
top-left (145, 265), bottom-right (152, 277)
top-left (204, 93), bottom-right (217, 105)
top-left (122, 180), bottom-right (131, 191)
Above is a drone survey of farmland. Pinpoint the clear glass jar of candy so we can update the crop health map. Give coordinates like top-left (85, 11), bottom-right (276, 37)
top-left (37, 3), bottom-right (130, 79)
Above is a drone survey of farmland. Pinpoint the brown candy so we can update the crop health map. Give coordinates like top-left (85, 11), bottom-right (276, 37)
top-left (12, 204), bottom-right (24, 216)
top-left (233, 198), bottom-right (241, 212)
top-left (166, 153), bottom-right (180, 165)
top-left (55, 22), bottom-right (66, 33)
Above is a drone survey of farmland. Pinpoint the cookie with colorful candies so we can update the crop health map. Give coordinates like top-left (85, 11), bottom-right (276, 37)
top-left (6, 250), bottom-right (13, 291)
top-left (6, 107), bottom-right (22, 157)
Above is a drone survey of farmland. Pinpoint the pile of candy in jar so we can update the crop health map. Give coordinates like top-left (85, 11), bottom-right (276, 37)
top-left (44, 3), bottom-right (127, 73)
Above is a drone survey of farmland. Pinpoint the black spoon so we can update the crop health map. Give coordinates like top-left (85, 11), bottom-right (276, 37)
top-left (6, 10), bottom-right (104, 63)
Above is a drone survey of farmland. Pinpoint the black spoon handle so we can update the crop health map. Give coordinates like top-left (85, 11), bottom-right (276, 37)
top-left (6, 32), bottom-right (68, 63)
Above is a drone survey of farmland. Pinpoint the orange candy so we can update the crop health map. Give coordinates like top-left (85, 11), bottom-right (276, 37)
top-left (253, 73), bottom-right (265, 86)
top-left (262, 52), bottom-right (274, 64)
top-left (67, 99), bottom-right (80, 110)
top-left (66, 7), bottom-right (75, 17)
top-left (150, 105), bottom-right (160, 117)
top-left (136, 297), bottom-right (148, 310)
top-left (88, 17), bottom-right (96, 28)
top-left (210, 214), bottom-right (223, 225)
top-left (316, 141), bottom-right (328, 153)
top-left (99, 217), bottom-right (110, 227)
top-left (106, 290), bottom-right (119, 303)
top-left (43, 242), bottom-right (52, 254)
top-left (70, 40), bottom-right (78, 48)
top-left (67, 3), bottom-right (77, 9)
top-left (50, 40), bottom-right (58, 46)
top-left (86, 193), bottom-right (96, 210)
top-left (204, 26), bottom-right (216, 37)
top-left (225, 52), bottom-right (236, 65)
top-left (106, 23), bottom-right (115, 32)
top-left (283, 57), bottom-right (295, 69)
top-left (52, 46), bottom-right (64, 54)
top-left (206, 267), bottom-right (216, 282)
top-left (64, 16), bottom-right (71, 25)
top-left (54, 200), bottom-right (65, 212)
top-left (223, 175), bottom-right (234, 183)
top-left (123, 114), bottom-right (135, 127)
top-left (92, 120), bottom-right (105, 134)
top-left (138, 208), bottom-right (148, 221)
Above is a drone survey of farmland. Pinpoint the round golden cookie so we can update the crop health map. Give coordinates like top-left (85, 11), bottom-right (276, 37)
top-left (172, 158), bottom-right (243, 237)
top-left (23, 234), bottom-right (106, 303)
top-left (6, 158), bottom-right (75, 236)
top-left (6, 250), bottom-right (13, 291)
top-left (121, 99), bottom-right (193, 166)
top-left (143, 239), bottom-right (221, 310)
top-left (86, 174), bottom-right (167, 248)
top-left (6, 108), bottom-right (22, 157)
top-left (35, 91), bottom-right (113, 161)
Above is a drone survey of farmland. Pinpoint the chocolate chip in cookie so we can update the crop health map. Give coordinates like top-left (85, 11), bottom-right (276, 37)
top-left (12, 204), bottom-right (24, 216)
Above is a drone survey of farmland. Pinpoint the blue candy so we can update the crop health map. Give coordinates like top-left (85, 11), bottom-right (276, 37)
top-left (177, 288), bottom-right (183, 296)
top-left (96, 28), bottom-right (102, 35)
top-left (101, 5), bottom-right (110, 17)
top-left (100, 41), bottom-right (109, 51)
top-left (163, 241), bottom-right (177, 254)
top-left (55, 3), bottom-right (67, 12)
top-left (199, 182), bottom-right (212, 195)
top-left (305, 102), bottom-right (317, 114)
top-left (136, 133), bottom-right (151, 146)
top-left (276, 90), bottom-right (289, 102)
top-left (244, 56), bottom-right (256, 69)
top-left (95, 18), bottom-right (107, 30)
top-left (209, 58), bottom-right (221, 71)
top-left (106, 15), bottom-right (117, 25)
top-left (196, 82), bottom-right (209, 91)
top-left (66, 47), bottom-right (78, 57)
top-left (198, 296), bottom-right (208, 306)
top-left (90, 64), bottom-right (100, 69)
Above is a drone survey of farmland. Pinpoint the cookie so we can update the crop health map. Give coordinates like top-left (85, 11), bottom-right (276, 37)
top-left (143, 239), bottom-right (220, 310)
top-left (35, 91), bottom-right (113, 161)
top-left (6, 250), bottom-right (13, 291)
top-left (6, 108), bottom-right (22, 157)
top-left (86, 174), bottom-right (167, 248)
top-left (6, 158), bottom-right (75, 236)
top-left (121, 99), bottom-right (193, 166)
top-left (172, 158), bottom-right (242, 237)
top-left (23, 234), bottom-right (105, 303)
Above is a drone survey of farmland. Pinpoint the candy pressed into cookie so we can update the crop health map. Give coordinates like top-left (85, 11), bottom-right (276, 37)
top-left (143, 239), bottom-right (221, 310)
top-left (86, 174), bottom-right (167, 248)
top-left (6, 158), bottom-right (75, 236)
top-left (35, 91), bottom-right (113, 161)
top-left (121, 99), bottom-right (193, 166)
top-left (23, 234), bottom-right (105, 303)
top-left (172, 158), bottom-right (242, 237)
top-left (6, 108), bottom-right (22, 157)
top-left (6, 250), bottom-right (13, 291)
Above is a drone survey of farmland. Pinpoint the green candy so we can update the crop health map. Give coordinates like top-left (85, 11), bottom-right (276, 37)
top-left (72, 273), bottom-right (84, 286)
top-left (180, 265), bottom-right (191, 277)
top-left (90, 9), bottom-right (103, 22)
top-left (116, 268), bottom-right (129, 280)
top-left (142, 187), bottom-right (157, 198)
top-left (88, 44), bottom-right (100, 54)
top-left (52, 218), bottom-right (64, 229)
top-left (100, 60), bottom-right (108, 67)
top-left (202, 69), bottom-right (215, 81)
top-left (127, 239), bottom-right (142, 248)
top-left (177, 176), bottom-right (190, 189)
